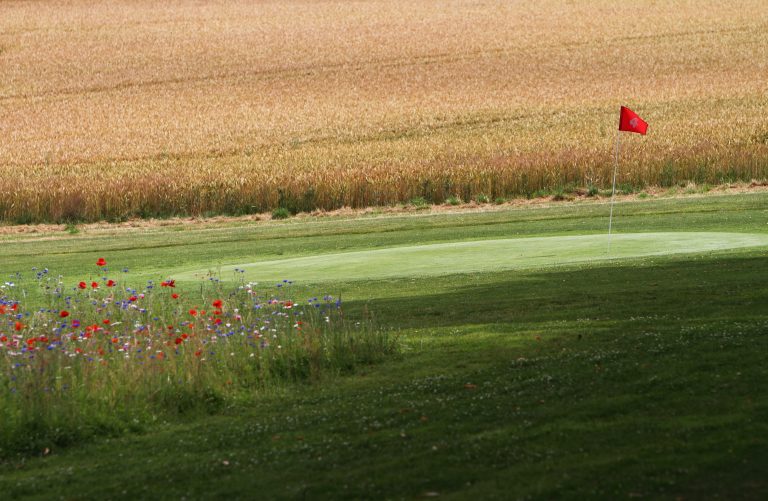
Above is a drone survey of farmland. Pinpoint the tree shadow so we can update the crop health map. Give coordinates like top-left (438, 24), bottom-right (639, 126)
top-left (340, 254), bottom-right (768, 330)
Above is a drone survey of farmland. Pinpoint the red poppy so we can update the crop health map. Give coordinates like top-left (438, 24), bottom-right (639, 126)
top-left (128, 295), bottom-right (138, 302)
top-left (72, 319), bottom-right (81, 328)
top-left (102, 319), bottom-right (110, 325)
top-left (78, 281), bottom-right (87, 289)
top-left (189, 309), bottom-right (197, 316)
top-left (194, 349), bottom-right (202, 357)
top-left (0, 305), bottom-right (5, 314)
top-left (91, 281), bottom-right (99, 289)
top-left (213, 318), bottom-right (222, 325)
top-left (14, 321), bottom-right (23, 331)
top-left (96, 258), bottom-right (107, 267)
top-left (212, 299), bottom-right (223, 308)
top-left (106, 279), bottom-right (116, 287)
top-left (11, 303), bottom-right (18, 311)
top-left (171, 293), bottom-right (179, 299)
top-left (174, 337), bottom-right (183, 345)
top-left (213, 309), bottom-right (222, 316)
top-left (111, 337), bottom-right (118, 343)
top-left (161, 279), bottom-right (176, 288)
top-left (60, 310), bottom-right (70, 318)
top-left (0, 335), bottom-right (7, 343)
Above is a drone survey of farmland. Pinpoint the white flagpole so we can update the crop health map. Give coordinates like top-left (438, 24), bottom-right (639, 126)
top-left (607, 129), bottom-right (621, 254)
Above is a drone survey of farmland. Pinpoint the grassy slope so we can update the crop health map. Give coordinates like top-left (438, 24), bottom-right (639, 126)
top-left (1, 193), bottom-right (768, 499)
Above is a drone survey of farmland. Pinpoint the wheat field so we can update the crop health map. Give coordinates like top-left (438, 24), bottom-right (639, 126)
top-left (1, 0), bottom-right (766, 222)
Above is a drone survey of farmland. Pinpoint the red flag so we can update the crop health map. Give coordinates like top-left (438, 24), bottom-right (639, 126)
top-left (618, 106), bottom-right (648, 135)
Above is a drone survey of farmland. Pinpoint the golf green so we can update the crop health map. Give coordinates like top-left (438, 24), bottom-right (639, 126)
top-left (177, 231), bottom-right (768, 282)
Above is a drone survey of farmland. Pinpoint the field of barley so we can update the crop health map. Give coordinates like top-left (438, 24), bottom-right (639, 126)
top-left (1, 0), bottom-right (767, 223)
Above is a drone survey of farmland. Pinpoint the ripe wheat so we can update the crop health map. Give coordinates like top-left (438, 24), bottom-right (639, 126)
top-left (0, 0), bottom-right (766, 222)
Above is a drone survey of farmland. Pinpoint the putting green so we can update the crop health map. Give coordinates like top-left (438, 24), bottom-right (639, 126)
top-left (179, 232), bottom-right (768, 282)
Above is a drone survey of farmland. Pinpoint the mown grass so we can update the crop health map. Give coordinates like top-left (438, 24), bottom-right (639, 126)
top-left (0, 193), bottom-right (766, 498)
top-left (1, 1), bottom-right (767, 222)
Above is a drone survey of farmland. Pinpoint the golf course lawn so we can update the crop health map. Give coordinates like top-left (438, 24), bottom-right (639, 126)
top-left (180, 231), bottom-right (768, 282)
top-left (1, 193), bottom-right (767, 499)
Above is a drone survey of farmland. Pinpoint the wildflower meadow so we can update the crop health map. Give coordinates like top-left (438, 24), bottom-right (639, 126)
top-left (0, 258), bottom-right (396, 456)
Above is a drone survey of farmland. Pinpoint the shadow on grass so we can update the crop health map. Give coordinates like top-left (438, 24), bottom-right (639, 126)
top-left (1, 253), bottom-right (767, 499)
top-left (341, 254), bottom-right (768, 330)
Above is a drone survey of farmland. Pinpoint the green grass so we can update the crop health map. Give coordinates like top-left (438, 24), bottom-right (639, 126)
top-left (1, 193), bottom-right (767, 499)
top-left (178, 232), bottom-right (768, 282)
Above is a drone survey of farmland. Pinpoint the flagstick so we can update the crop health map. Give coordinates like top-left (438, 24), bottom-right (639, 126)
top-left (607, 129), bottom-right (621, 254)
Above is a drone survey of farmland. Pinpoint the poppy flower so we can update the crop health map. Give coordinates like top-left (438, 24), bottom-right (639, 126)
top-left (212, 299), bottom-right (223, 308)
top-left (14, 321), bottom-right (23, 331)
top-left (171, 293), bottom-right (179, 299)
top-left (129, 295), bottom-right (138, 302)
top-left (96, 258), bottom-right (106, 266)
top-left (106, 279), bottom-right (116, 287)
top-left (161, 279), bottom-right (176, 288)
top-left (72, 319), bottom-right (81, 328)
top-left (60, 310), bottom-right (70, 318)
top-left (194, 349), bottom-right (202, 357)
top-left (102, 319), bottom-right (110, 325)
top-left (189, 309), bottom-right (197, 316)
top-left (0, 335), bottom-right (7, 343)
top-left (91, 281), bottom-right (99, 289)
top-left (174, 337), bottom-right (183, 345)
top-left (78, 281), bottom-right (87, 289)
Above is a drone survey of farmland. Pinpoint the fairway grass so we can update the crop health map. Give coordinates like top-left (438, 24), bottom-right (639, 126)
top-left (180, 231), bottom-right (768, 282)
top-left (1, 194), bottom-right (767, 499)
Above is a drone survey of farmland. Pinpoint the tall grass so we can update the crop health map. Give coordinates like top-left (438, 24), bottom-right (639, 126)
top-left (1, 1), bottom-right (766, 222)
top-left (0, 263), bottom-right (397, 456)
top-left (1, 135), bottom-right (764, 223)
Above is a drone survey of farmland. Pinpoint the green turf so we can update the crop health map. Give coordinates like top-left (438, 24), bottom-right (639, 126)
top-left (178, 231), bottom-right (768, 282)
top-left (1, 193), bottom-right (768, 499)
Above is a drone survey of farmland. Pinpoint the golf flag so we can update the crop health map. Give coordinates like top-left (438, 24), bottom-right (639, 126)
top-left (618, 106), bottom-right (648, 135)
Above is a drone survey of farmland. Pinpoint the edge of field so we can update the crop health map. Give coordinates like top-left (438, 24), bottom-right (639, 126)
top-left (1, 182), bottom-right (766, 239)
